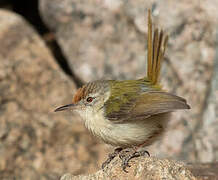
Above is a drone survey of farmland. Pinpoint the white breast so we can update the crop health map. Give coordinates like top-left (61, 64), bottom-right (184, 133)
top-left (83, 107), bottom-right (169, 147)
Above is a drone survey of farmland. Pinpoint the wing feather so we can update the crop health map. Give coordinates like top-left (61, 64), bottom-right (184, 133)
top-left (105, 91), bottom-right (190, 123)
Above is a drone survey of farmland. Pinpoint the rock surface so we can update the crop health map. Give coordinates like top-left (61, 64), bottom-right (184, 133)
top-left (193, 28), bottom-right (218, 162)
top-left (0, 10), bottom-right (107, 179)
top-left (60, 157), bottom-right (196, 180)
top-left (39, 0), bottom-right (218, 162)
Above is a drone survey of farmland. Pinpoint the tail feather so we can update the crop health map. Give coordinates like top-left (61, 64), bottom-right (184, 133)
top-left (147, 10), bottom-right (168, 85)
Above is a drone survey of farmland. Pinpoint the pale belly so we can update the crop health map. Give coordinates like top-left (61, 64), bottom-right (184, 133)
top-left (84, 111), bottom-right (170, 148)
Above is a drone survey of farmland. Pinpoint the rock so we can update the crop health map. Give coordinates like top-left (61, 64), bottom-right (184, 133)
top-left (187, 162), bottom-right (218, 180)
top-left (0, 10), bottom-right (107, 179)
top-left (39, 0), bottom-right (217, 162)
top-left (39, 0), bottom-right (148, 82)
top-left (194, 27), bottom-right (218, 162)
top-left (60, 156), bottom-right (196, 180)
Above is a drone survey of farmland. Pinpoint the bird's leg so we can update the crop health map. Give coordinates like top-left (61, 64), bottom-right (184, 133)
top-left (119, 146), bottom-right (150, 173)
top-left (102, 147), bottom-right (123, 169)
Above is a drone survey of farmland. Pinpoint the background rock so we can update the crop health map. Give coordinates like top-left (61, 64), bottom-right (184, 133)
top-left (194, 28), bottom-right (218, 162)
top-left (0, 10), bottom-right (107, 179)
top-left (39, 0), bottom-right (218, 162)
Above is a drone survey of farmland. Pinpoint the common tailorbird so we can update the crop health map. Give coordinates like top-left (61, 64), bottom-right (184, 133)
top-left (55, 10), bottom-right (190, 172)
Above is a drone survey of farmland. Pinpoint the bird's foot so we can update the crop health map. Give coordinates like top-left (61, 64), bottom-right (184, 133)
top-left (102, 147), bottom-right (123, 169)
top-left (119, 148), bottom-right (150, 173)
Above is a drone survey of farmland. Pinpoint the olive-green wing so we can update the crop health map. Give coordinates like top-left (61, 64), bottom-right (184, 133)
top-left (105, 91), bottom-right (190, 123)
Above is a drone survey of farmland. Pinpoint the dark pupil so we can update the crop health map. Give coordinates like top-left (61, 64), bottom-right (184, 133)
top-left (87, 97), bottom-right (93, 102)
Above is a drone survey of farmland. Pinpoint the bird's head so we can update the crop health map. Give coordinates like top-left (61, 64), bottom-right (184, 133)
top-left (54, 80), bottom-right (110, 120)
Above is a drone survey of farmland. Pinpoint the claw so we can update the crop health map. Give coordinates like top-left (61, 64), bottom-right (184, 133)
top-left (121, 155), bottom-right (132, 173)
top-left (101, 147), bottom-right (123, 170)
top-left (135, 150), bottom-right (150, 157)
top-left (102, 147), bottom-right (150, 172)
top-left (120, 149), bottom-right (150, 173)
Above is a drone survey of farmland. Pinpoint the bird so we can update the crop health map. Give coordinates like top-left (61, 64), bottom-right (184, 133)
top-left (54, 9), bottom-right (190, 172)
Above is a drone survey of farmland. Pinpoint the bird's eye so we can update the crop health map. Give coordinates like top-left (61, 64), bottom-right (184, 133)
top-left (86, 97), bottom-right (93, 103)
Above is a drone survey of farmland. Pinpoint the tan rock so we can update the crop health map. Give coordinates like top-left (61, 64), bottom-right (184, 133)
top-left (194, 26), bottom-right (218, 162)
top-left (60, 157), bottom-right (196, 180)
top-left (0, 10), bottom-right (107, 179)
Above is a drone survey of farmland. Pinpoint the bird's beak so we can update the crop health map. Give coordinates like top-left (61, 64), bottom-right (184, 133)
top-left (54, 103), bottom-right (77, 112)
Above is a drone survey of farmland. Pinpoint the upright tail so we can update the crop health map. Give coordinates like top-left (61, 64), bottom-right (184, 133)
top-left (147, 9), bottom-right (168, 85)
